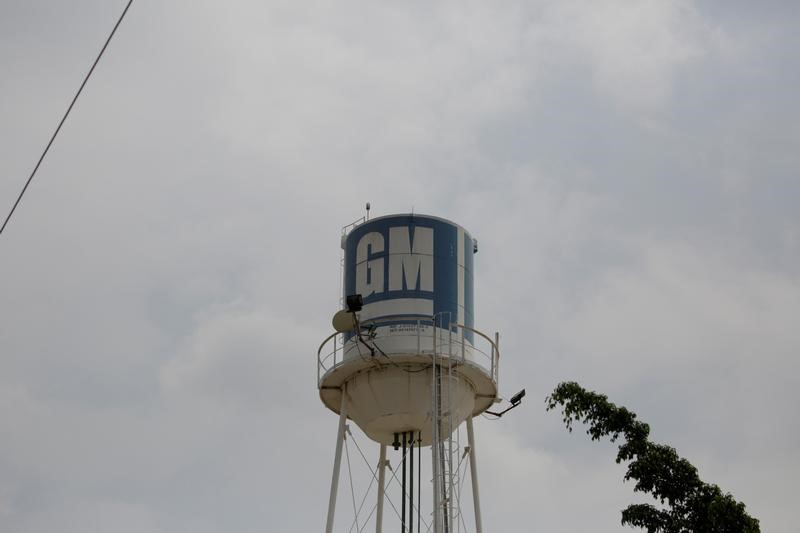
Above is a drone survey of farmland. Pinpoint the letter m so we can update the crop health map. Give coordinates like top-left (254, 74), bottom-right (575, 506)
top-left (388, 226), bottom-right (433, 291)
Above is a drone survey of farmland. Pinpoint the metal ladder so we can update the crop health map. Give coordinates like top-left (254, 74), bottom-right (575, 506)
top-left (432, 314), bottom-right (463, 533)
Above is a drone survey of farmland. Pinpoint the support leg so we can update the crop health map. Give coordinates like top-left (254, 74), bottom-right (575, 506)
top-left (466, 416), bottom-right (483, 533)
top-left (402, 432), bottom-right (407, 532)
top-left (325, 386), bottom-right (349, 533)
top-left (375, 444), bottom-right (386, 533)
top-left (409, 432), bottom-right (414, 533)
top-left (431, 369), bottom-right (442, 533)
top-left (432, 439), bottom-right (441, 533)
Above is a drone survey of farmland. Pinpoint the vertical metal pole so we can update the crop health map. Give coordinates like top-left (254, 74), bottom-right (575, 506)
top-left (417, 435), bottom-right (421, 533)
top-left (442, 434), bottom-right (451, 533)
top-left (460, 325), bottom-right (465, 361)
top-left (325, 386), bottom-right (349, 533)
top-left (431, 323), bottom-right (441, 533)
top-left (494, 332), bottom-right (500, 383)
top-left (409, 432), bottom-right (414, 533)
top-left (431, 433), bottom-right (440, 533)
top-left (376, 444), bottom-right (387, 533)
top-left (446, 358), bottom-right (454, 533)
top-left (402, 432), bottom-right (407, 532)
top-left (448, 316), bottom-right (453, 357)
top-left (490, 338), bottom-right (495, 382)
top-left (456, 425), bottom-right (463, 532)
top-left (465, 416), bottom-right (483, 533)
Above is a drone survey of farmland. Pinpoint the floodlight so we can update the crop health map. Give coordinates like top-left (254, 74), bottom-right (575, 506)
top-left (346, 294), bottom-right (363, 312)
top-left (510, 389), bottom-right (526, 405)
top-left (486, 388), bottom-right (527, 418)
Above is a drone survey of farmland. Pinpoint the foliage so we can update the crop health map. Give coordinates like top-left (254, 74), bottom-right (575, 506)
top-left (545, 381), bottom-right (760, 533)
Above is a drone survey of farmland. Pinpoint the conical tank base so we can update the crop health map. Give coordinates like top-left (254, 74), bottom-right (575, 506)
top-left (342, 364), bottom-right (475, 447)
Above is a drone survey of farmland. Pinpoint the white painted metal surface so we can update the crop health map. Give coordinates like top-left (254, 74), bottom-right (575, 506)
top-left (467, 416), bottom-right (483, 533)
top-left (375, 444), bottom-right (386, 533)
top-left (325, 386), bottom-right (348, 533)
top-left (320, 214), bottom-right (501, 532)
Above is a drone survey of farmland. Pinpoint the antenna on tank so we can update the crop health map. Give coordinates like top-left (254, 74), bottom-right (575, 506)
top-left (365, 202), bottom-right (371, 221)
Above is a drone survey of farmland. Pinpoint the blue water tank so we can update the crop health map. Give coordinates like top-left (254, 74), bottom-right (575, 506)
top-left (318, 213), bottom-right (497, 445)
top-left (342, 214), bottom-right (475, 339)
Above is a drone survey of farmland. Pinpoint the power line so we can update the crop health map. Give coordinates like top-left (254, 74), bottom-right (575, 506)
top-left (0, 0), bottom-right (135, 236)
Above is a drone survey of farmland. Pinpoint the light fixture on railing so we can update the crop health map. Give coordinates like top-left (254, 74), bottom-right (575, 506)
top-left (331, 293), bottom-right (363, 333)
top-left (345, 294), bottom-right (363, 312)
top-left (332, 293), bottom-right (378, 358)
top-left (485, 389), bottom-right (525, 418)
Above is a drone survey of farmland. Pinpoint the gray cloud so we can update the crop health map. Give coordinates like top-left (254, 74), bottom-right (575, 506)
top-left (1, 0), bottom-right (797, 531)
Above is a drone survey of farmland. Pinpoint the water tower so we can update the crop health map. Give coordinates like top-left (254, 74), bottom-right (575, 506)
top-left (317, 213), bottom-right (502, 532)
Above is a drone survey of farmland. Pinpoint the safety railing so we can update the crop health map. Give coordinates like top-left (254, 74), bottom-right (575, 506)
top-left (317, 313), bottom-right (499, 387)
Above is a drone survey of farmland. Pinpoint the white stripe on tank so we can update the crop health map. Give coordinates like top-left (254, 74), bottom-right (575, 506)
top-left (359, 298), bottom-right (434, 322)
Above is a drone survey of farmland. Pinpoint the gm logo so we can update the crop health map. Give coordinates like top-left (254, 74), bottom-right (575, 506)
top-left (356, 226), bottom-right (433, 297)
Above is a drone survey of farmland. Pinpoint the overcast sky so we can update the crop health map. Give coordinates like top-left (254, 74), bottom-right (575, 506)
top-left (1, 1), bottom-right (798, 531)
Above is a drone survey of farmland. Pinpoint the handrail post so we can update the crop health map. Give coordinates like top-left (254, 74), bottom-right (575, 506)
top-left (448, 313), bottom-right (453, 358)
top-left (459, 326), bottom-right (467, 363)
top-left (417, 319), bottom-right (421, 354)
top-left (494, 332), bottom-right (500, 383)
top-left (490, 344), bottom-right (494, 382)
